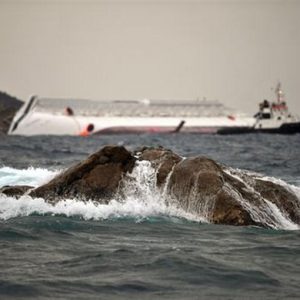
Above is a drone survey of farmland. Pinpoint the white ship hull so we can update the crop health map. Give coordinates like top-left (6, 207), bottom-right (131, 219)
top-left (8, 94), bottom-right (300, 136)
top-left (9, 111), bottom-right (257, 136)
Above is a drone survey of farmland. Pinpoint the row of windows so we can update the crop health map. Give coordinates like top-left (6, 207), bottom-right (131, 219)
top-left (35, 99), bottom-right (235, 117)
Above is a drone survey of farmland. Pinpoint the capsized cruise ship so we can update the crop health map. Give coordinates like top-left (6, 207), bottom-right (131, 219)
top-left (8, 97), bottom-right (255, 135)
top-left (8, 83), bottom-right (300, 136)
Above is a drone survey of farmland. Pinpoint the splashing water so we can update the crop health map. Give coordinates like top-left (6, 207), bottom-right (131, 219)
top-left (0, 166), bottom-right (59, 188)
top-left (0, 163), bottom-right (203, 223)
top-left (0, 163), bottom-right (300, 229)
top-left (224, 168), bottom-right (300, 230)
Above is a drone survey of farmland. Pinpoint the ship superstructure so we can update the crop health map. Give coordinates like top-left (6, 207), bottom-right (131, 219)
top-left (8, 83), bottom-right (300, 136)
top-left (8, 97), bottom-right (253, 135)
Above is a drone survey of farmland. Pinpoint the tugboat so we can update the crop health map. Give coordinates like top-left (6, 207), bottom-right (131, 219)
top-left (219, 82), bottom-right (300, 134)
top-left (253, 82), bottom-right (300, 133)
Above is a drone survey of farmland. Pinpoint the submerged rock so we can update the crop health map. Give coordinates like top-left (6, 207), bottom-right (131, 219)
top-left (1, 145), bottom-right (299, 228)
top-left (0, 185), bottom-right (33, 197)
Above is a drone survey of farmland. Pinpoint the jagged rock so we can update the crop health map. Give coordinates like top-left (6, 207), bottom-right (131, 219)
top-left (29, 145), bottom-right (136, 202)
top-left (3, 145), bottom-right (299, 228)
top-left (0, 185), bottom-right (33, 197)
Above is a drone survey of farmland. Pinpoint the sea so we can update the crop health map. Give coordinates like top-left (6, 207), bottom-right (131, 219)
top-left (0, 133), bottom-right (300, 300)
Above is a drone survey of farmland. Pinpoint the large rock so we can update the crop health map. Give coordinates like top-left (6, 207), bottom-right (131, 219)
top-left (137, 148), bottom-right (300, 228)
top-left (166, 157), bottom-right (300, 227)
top-left (165, 156), bottom-right (258, 226)
top-left (1, 145), bottom-right (299, 228)
top-left (30, 145), bottom-right (136, 202)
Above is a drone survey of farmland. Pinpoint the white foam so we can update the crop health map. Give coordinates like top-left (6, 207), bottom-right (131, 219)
top-left (224, 168), bottom-right (300, 230)
top-left (0, 166), bottom-right (59, 188)
top-left (0, 164), bottom-right (299, 229)
top-left (0, 194), bottom-right (203, 222)
top-left (256, 175), bottom-right (300, 200)
top-left (225, 167), bottom-right (300, 198)
top-left (0, 162), bottom-right (203, 223)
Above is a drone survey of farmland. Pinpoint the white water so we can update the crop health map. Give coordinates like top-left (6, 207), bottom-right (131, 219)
top-left (0, 164), bottom-right (203, 223)
top-left (0, 166), bottom-right (59, 188)
top-left (0, 164), bottom-right (299, 229)
top-left (224, 168), bottom-right (300, 230)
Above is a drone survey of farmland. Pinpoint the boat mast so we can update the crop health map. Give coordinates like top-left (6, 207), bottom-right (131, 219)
top-left (275, 82), bottom-right (283, 103)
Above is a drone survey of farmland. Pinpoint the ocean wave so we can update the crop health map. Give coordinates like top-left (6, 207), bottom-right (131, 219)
top-left (0, 166), bottom-right (59, 188)
top-left (0, 194), bottom-right (204, 223)
top-left (1, 164), bottom-right (300, 230)
top-left (0, 163), bottom-right (203, 222)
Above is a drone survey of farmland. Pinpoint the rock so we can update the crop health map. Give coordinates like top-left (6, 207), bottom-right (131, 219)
top-left (137, 146), bottom-right (182, 186)
top-left (0, 185), bottom-right (33, 197)
top-left (219, 171), bottom-right (300, 227)
top-left (166, 156), bottom-right (259, 226)
top-left (254, 179), bottom-right (300, 225)
top-left (4, 145), bottom-right (299, 228)
top-left (30, 145), bottom-right (136, 202)
top-left (162, 152), bottom-right (300, 227)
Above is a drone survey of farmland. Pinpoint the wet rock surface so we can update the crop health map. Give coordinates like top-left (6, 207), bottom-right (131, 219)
top-left (254, 179), bottom-right (300, 225)
top-left (0, 185), bottom-right (33, 197)
top-left (2, 145), bottom-right (299, 228)
top-left (30, 145), bottom-right (136, 202)
top-left (136, 146), bottom-right (182, 186)
top-left (166, 157), bottom-right (259, 226)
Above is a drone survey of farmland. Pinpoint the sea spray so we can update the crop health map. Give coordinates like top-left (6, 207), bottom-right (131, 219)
top-left (0, 166), bottom-right (59, 188)
top-left (186, 171), bottom-right (217, 221)
top-left (118, 160), bottom-right (204, 222)
top-left (0, 163), bottom-right (203, 222)
top-left (161, 163), bottom-right (175, 199)
top-left (224, 168), bottom-right (299, 230)
top-left (1, 163), bottom-right (300, 229)
top-left (165, 159), bottom-right (218, 222)
top-left (121, 160), bottom-right (158, 203)
top-left (257, 175), bottom-right (300, 200)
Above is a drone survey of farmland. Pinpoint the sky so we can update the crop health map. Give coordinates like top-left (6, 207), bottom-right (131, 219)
top-left (0, 0), bottom-right (299, 114)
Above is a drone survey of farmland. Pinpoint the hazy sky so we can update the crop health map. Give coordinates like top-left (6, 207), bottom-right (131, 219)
top-left (1, 0), bottom-right (299, 114)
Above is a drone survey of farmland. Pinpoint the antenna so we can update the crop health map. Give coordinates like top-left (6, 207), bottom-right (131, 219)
top-left (275, 81), bottom-right (283, 103)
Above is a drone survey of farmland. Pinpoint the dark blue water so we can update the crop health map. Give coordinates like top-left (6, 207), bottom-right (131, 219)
top-left (0, 134), bottom-right (300, 299)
